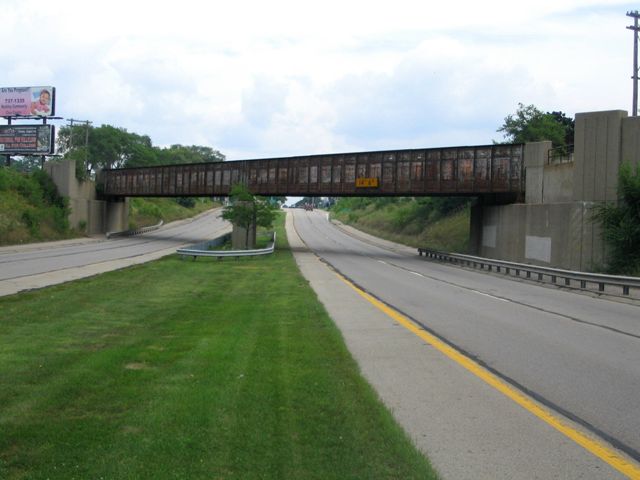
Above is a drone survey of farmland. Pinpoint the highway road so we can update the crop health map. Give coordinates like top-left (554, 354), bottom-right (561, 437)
top-left (0, 209), bottom-right (230, 287)
top-left (291, 208), bottom-right (640, 473)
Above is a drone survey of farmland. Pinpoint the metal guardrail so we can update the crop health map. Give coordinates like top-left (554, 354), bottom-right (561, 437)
top-left (177, 232), bottom-right (276, 259)
top-left (417, 247), bottom-right (640, 297)
top-left (106, 220), bottom-right (164, 239)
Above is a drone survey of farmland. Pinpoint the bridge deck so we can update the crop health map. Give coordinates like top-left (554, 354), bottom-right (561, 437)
top-left (100, 144), bottom-right (524, 198)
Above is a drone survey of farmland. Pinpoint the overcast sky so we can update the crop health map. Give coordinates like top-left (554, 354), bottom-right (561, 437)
top-left (2, 1), bottom-right (637, 161)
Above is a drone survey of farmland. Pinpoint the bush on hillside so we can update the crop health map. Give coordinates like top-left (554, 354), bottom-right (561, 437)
top-left (0, 167), bottom-right (71, 244)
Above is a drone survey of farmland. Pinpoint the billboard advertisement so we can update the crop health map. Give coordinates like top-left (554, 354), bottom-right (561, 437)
top-left (0, 86), bottom-right (56, 117)
top-left (0, 125), bottom-right (55, 154)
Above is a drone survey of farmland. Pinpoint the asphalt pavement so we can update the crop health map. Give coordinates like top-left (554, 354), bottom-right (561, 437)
top-left (0, 208), bottom-right (231, 297)
top-left (287, 208), bottom-right (640, 480)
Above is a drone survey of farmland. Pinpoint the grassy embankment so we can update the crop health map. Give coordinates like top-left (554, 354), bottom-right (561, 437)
top-left (0, 167), bottom-right (73, 245)
top-left (331, 197), bottom-right (472, 253)
top-left (0, 167), bottom-right (218, 245)
top-left (128, 197), bottom-right (219, 229)
top-left (0, 213), bottom-right (438, 480)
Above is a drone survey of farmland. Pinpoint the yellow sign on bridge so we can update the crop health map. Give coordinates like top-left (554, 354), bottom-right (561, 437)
top-left (355, 177), bottom-right (379, 188)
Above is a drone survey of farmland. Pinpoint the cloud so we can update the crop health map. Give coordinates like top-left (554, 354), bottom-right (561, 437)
top-left (0, 1), bottom-right (635, 160)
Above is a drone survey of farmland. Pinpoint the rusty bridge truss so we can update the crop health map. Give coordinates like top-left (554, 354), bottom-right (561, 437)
top-left (100, 144), bottom-right (525, 199)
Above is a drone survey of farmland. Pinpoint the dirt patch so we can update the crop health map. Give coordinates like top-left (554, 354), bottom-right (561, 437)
top-left (124, 362), bottom-right (149, 370)
top-left (146, 345), bottom-right (165, 351)
top-left (121, 425), bottom-right (142, 434)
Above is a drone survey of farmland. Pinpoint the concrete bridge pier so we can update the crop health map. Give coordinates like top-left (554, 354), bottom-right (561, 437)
top-left (231, 223), bottom-right (256, 250)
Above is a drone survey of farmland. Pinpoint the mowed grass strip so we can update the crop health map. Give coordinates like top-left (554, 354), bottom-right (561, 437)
top-left (0, 214), bottom-right (438, 479)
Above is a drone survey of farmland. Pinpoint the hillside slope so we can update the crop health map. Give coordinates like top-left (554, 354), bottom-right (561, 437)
top-left (0, 168), bottom-right (73, 245)
top-left (330, 197), bottom-right (472, 253)
top-left (0, 167), bottom-right (219, 246)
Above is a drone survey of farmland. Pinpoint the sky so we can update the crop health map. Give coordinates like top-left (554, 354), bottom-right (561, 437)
top-left (2, 1), bottom-right (638, 164)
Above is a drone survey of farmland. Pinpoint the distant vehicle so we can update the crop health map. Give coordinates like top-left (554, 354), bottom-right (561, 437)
top-left (304, 204), bottom-right (314, 211)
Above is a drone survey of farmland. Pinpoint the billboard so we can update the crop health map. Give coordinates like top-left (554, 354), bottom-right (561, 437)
top-left (0, 86), bottom-right (56, 117)
top-left (0, 125), bottom-right (55, 154)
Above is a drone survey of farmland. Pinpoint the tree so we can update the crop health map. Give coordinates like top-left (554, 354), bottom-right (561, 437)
top-left (497, 103), bottom-right (574, 147)
top-left (57, 124), bottom-right (154, 173)
top-left (154, 145), bottom-right (225, 166)
top-left (548, 110), bottom-right (575, 146)
top-left (57, 124), bottom-right (226, 180)
top-left (592, 163), bottom-right (640, 275)
top-left (221, 184), bottom-right (278, 249)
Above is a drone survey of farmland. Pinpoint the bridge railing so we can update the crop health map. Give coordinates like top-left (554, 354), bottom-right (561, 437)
top-left (418, 247), bottom-right (640, 298)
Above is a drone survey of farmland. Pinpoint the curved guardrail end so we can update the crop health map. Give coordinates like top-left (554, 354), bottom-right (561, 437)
top-left (176, 231), bottom-right (276, 260)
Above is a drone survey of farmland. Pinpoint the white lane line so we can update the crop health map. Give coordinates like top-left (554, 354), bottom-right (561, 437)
top-left (470, 289), bottom-right (510, 303)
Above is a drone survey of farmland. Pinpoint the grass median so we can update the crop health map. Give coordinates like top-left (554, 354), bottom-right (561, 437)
top-left (0, 213), bottom-right (438, 479)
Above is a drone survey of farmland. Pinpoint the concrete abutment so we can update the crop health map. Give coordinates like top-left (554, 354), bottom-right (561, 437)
top-left (44, 159), bottom-right (128, 235)
top-left (473, 110), bottom-right (640, 271)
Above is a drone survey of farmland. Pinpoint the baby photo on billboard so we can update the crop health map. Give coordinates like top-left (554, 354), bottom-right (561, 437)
top-left (30, 88), bottom-right (52, 116)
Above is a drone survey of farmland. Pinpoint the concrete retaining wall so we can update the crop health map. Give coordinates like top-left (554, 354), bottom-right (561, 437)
top-left (475, 202), bottom-right (603, 271)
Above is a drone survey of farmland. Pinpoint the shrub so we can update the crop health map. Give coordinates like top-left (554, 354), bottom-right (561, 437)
top-left (175, 196), bottom-right (196, 208)
top-left (593, 163), bottom-right (640, 275)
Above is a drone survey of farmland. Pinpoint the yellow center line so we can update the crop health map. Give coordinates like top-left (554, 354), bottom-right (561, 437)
top-left (336, 272), bottom-right (640, 479)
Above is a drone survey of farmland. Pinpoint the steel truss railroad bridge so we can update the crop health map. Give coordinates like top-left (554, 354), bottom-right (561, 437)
top-left (100, 143), bottom-right (525, 201)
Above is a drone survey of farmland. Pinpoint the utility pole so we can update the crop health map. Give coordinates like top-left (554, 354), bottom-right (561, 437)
top-left (67, 118), bottom-right (92, 173)
top-left (627, 11), bottom-right (640, 116)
